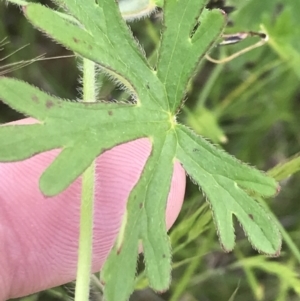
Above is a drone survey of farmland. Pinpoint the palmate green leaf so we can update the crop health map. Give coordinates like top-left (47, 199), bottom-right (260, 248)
top-left (0, 0), bottom-right (282, 300)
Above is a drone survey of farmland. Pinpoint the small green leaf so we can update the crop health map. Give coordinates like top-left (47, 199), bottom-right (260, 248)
top-left (185, 107), bottom-right (228, 143)
top-left (118, 0), bottom-right (157, 20)
top-left (268, 153), bottom-right (300, 181)
top-left (263, 7), bottom-right (300, 79)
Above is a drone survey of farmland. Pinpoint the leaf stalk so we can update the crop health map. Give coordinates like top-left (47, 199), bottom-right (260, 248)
top-left (74, 58), bottom-right (97, 301)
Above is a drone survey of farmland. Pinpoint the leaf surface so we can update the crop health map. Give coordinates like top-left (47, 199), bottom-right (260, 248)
top-left (0, 77), bottom-right (169, 195)
top-left (24, 2), bottom-right (167, 110)
top-left (175, 125), bottom-right (281, 254)
top-left (157, 1), bottom-right (225, 112)
top-left (102, 133), bottom-right (177, 300)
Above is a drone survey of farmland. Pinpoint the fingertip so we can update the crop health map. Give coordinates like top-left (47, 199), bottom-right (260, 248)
top-left (0, 118), bottom-right (186, 300)
top-left (166, 160), bottom-right (186, 230)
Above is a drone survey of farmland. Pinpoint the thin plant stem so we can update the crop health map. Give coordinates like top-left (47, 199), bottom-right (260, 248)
top-left (170, 228), bottom-right (215, 301)
top-left (74, 58), bottom-right (97, 301)
top-left (196, 47), bottom-right (226, 108)
top-left (258, 197), bottom-right (300, 265)
top-left (215, 60), bottom-right (282, 116)
top-left (234, 247), bottom-right (262, 301)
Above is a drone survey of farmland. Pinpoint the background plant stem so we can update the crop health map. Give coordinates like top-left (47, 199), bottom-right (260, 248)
top-left (74, 58), bottom-right (96, 301)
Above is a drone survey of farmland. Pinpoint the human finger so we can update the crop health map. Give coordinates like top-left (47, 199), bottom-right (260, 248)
top-left (0, 118), bottom-right (186, 300)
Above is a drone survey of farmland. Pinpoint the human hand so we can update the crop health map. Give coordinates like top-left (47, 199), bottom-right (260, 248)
top-left (0, 118), bottom-right (186, 300)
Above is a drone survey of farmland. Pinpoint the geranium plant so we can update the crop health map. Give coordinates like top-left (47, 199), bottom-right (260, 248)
top-left (0, 1), bottom-right (281, 301)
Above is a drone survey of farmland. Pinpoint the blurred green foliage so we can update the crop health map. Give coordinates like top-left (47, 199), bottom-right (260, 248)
top-left (1, 0), bottom-right (300, 300)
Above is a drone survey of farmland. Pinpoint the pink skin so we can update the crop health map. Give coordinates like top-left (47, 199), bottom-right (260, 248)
top-left (0, 118), bottom-right (186, 300)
